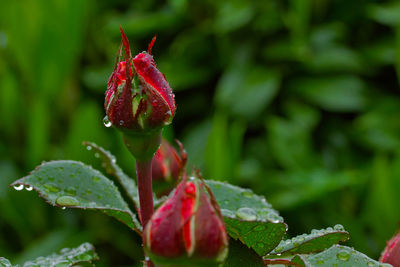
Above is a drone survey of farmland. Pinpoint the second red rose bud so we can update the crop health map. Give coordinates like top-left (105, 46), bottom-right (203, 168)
top-left (151, 139), bottom-right (185, 196)
top-left (144, 176), bottom-right (228, 266)
top-left (380, 231), bottom-right (400, 267)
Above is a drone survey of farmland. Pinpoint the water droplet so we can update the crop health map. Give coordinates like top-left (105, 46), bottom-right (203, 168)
top-left (221, 209), bottom-right (235, 217)
top-left (103, 116), bottom-right (112, 127)
top-left (94, 153), bottom-right (100, 158)
top-left (65, 187), bottom-right (77, 196)
top-left (367, 262), bottom-right (375, 267)
top-left (267, 213), bottom-right (281, 223)
top-left (92, 176), bottom-right (101, 182)
top-left (316, 260), bottom-right (324, 264)
top-left (236, 207), bottom-right (257, 221)
top-left (119, 120), bottom-right (124, 126)
top-left (86, 146), bottom-right (92, 151)
top-left (86, 189), bottom-right (92, 195)
top-left (60, 248), bottom-right (71, 253)
top-left (13, 184), bottom-right (24, 191)
top-left (56, 196), bottom-right (79, 207)
top-left (334, 224), bottom-right (344, 231)
top-left (61, 207), bottom-right (66, 210)
top-left (337, 251), bottom-right (350, 261)
top-left (25, 185), bottom-right (33, 191)
top-left (44, 183), bottom-right (61, 193)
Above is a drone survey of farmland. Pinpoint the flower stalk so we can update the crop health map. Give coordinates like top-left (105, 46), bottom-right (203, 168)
top-left (136, 159), bottom-right (154, 228)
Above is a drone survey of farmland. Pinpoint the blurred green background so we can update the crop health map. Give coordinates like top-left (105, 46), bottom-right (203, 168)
top-left (1, 0), bottom-right (400, 266)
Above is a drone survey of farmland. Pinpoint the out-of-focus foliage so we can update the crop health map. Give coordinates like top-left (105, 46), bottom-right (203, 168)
top-left (0, 0), bottom-right (400, 265)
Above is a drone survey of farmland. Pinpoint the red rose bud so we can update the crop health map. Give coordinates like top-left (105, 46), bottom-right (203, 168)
top-left (104, 29), bottom-right (175, 134)
top-left (380, 231), bottom-right (400, 266)
top-left (144, 177), bottom-right (228, 266)
top-left (152, 139), bottom-right (186, 196)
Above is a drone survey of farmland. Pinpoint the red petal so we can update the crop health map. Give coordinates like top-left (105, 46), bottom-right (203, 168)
top-left (119, 27), bottom-right (131, 59)
top-left (133, 53), bottom-right (175, 115)
top-left (182, 181), bottom-right (197, 253)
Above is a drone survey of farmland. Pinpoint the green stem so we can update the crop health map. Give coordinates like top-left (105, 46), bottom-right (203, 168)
top-left (136, 159), bottom-right (155, 267)
top-left (136, 159), bottom-right (154, 229)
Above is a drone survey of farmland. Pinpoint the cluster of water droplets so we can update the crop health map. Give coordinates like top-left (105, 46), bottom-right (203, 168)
top-left (311, 224), bottom-right (345, 235)
top-left (310, 246), bottom-right (387, 266)
top-left (13, 184), bottom-right (33, 191)
top-left (0, 258), bottom-right (12, 267)
top-left (272, 224), bottom-right (346, 254)
top-left (85, 143), bottom-right (117, 166)
top-left (211, 181), bottom-right (283, 226)
top-left (21, 243), bottom-right (95, 267)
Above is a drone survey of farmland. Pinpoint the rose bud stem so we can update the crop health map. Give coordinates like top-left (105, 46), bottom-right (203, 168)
top-left (136, 158), bottom-right (154, 228)
top-left (123, 130), bottom-right (161, 228)
top-left (124, 132), bottom-right (161, 267)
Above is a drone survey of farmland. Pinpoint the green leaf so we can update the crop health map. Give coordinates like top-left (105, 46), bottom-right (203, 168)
top-left (11, 160), bottom-right (141, 233)
top-left (291, 255), bottom-right (308, 266)
top-left (83, 141), bottom-right (139, 208)
top-left (223, 239), bottom-right (264, 267)
top-left (21, 242), bottom-right (98, 267)
top-left (0, 258), bottom-right (13, 267)
top-left (269, 225), bottom-right (350, 256)
top-left (205, 112), bottom-right (246, 182)
top-left (303, 245), bottom-right (391, 267)
top-left (267, 169), bottom-right (365, 210)
top-left (215, 65), bottom-right (280, 119)
top-left (367, 1), bottom-right (400, 27)
top-left (353, 98), bottom-right (400, 152)
top-left (214, 1), bottom-right (255, 33)
top-left (289, 75), bottom-right (366, 112)
top-left (306, 46), bottom-right (363, 73)
top-left (205, 180), bottom-right (287, 256)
